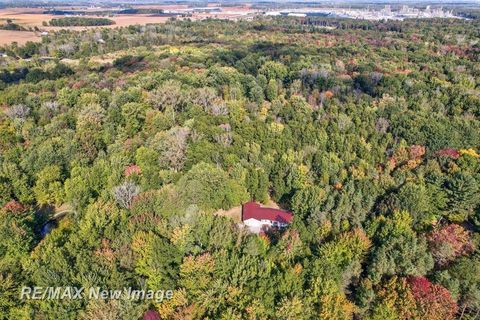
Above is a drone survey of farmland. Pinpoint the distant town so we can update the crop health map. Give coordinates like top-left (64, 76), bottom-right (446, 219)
top-left (264, 5), bottom-right (461, 21)
top-left (44, 4), bottom-right (465, 22)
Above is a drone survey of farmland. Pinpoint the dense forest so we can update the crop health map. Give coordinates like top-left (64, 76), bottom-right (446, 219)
top-left (0, 16), bottom-right (479, 319)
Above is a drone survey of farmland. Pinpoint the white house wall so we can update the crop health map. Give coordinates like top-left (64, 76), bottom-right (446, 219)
top-left (243, 218), bottom-right (269, 234)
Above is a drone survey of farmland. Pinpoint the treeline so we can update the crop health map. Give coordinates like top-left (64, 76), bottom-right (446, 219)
top-left (46, 17), bottom-right (115, 27)
top-left (0, 21), bottom-right (26, 31)
top-left (2, 16), bottom-right (478, 61)
top-left (0, 63), bottom-right (73, 88)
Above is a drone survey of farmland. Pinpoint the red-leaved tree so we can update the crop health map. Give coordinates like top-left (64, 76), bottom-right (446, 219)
top-left (124, 164), bottom-right (142, 177)
top-left (408, 276), bottom-right (458, 320)
top-left (427, 224), bottom-right (473, 266)
top-left (2, 200), bottom-right (25, 214)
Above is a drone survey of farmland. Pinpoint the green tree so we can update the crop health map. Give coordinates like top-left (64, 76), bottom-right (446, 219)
top-left (366, 211), bottom-right (433, 284)
top-left (134, 233), bottom-right (182, 290)
top-left (266, 79), bottom-right (279, 101)
top-left (259, 61), bottom-right (288, 81)
top-left (446, 172), bottom-right (479, 222)
top-left (176, 162), bottom-right (249, 211)
top-left (33, 165), bottom-right (65, 205)
top-left (121, 102), bottom-right (149, 136)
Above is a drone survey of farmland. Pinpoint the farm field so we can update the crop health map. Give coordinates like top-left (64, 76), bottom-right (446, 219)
top-left (0, 8), bottom-right (173, 45)
top-left (0, 29), bottom-right (39, 45)
top-left (0, 7), bottom-right (173, 28)
top-left (0, 5), bottom-right (258, 45)
top-left (0, 7), bottom-right (57, 26)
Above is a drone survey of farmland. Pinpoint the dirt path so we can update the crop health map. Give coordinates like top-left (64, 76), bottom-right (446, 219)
top-left (214, 205), bottom-right (242, 222)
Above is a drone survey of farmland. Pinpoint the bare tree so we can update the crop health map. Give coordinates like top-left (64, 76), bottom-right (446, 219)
top-left (375, 117), bottom-right (390, 134)
top-left (5, 104), bottom-right (30, 121)
top-left (148, 80), bottom-right (186, 112)
top-left (206, 98), bottom-right (228, 116)
top-left (192, 87), bottom-right (217, 109)
top-left (40, 101), bottom-right (62, 118)
top-left (155, 126), bottom-right (190, 171)
top-left (214, 123), bottom-right (233, 147)
top-left (113, 181), bottom-right (140, 209)
top-left (191, 87), bottom-right (228, 116)
top-left (58, 43), bottom-right (75, 56)
top-left (370, 72), bottom-right (383, 85)
top-left (42, 101), bottom-right (60, 112)
top-left (300, 67), bottom-right (329, 87)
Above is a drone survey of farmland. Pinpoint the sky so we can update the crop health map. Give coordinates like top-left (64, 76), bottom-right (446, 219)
top-left (1, 0), bottom-right (479, 5)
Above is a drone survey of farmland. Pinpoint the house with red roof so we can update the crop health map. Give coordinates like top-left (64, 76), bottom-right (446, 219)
top-left (241, 202), bottom-right (293, 233)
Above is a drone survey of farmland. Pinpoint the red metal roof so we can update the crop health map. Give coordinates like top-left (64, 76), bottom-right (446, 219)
top-left (242, 202), bottom-right (293, 223)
